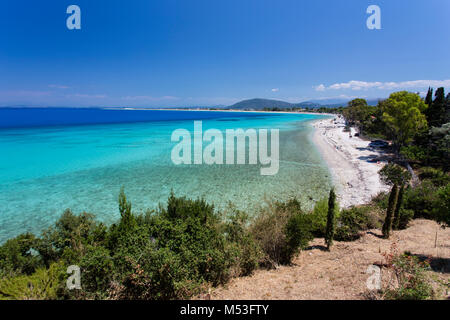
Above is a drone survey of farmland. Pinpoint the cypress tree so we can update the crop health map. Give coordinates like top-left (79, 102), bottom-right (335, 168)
top-left (118, 187), bottom-right (135, 231)
top-left (382, 184), bottom-right (399, 239)
top-left (393, 184), bottom-right (405, 230)
top-left (325, 188), bottom-right (336, 250)
top-left (427, 87), bottom-right (446, 127)
top-left (425, 87), bottom-right (433, 107)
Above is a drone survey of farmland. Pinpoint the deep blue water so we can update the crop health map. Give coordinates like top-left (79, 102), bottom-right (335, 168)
top-left (0, 108), bottom-right (277, 129)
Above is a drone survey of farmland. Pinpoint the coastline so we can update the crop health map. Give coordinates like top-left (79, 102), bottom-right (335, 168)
top-left (311, 116), bottom-right (390, 208)
top-left (112, 107), bottom-right (335, 117)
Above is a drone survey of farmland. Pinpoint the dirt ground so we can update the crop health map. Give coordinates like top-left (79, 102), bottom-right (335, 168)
top-left (200, 219), bottom-right (449, 300)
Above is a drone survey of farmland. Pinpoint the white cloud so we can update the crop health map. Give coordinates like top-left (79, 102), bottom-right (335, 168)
top-left (314, 94), bottom-right (365, 101)
top-left (48, 84), bottom-right (70, 89)
top-left (315, 84), bottom-right (326, 92)
top-left (271, 88), bottom-right (279, 92)
top-left (121, 95), bottom-right (179, 101)
top-left (67, 93), bottom-right (108, 99)
top-left (315, 79), bottom-right (450, 91)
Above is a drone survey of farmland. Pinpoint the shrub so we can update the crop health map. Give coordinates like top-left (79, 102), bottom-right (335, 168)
top-left (0, 233), bottom-right (43, 277)
top-left (0, 262), bottom-right (65, 300)
top-left (79, 245), bottom-right (114, 296)
top-left (284, 213), bottom-right (314, 262)
top-left (432, 184), bottom-right (450, 227)
top-left (37, 209), bottom-right (104, 265)
top-left (310, 197), bottom-right (340, 237)
top-left (250, 199), bottom-right (309, 267)
top-left (383, 253), bottom-right (435, 300)
top-left (396, 208), bottom-right (414, 230)
top-left (418, 167), bottom-right (450, 187)
top-left (400, 145), bottom-right (428, 163)
top-left (335, 206), bottom-right (378, 241)
top-left (371, 192), bottom-right (389, 210)
top-left (118, 246), bottom-right (203, 300)
top-left (403, 181), bottom-right (439, 219)
top-left (149, 196), bottom-right (231, 286)
top-left (222, 208), bottom-right (261, 276)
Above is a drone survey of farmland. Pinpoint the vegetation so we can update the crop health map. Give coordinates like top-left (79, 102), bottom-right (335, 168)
top-left (380, 247), bottom-right (436, 300)
top-left (324, 189), bottom-right (336, 250)
top-left (382, 184), bottom-right (399, 239)
top-left (379, 164), bottom-right (411, 238)
top-left (1, 88), bottom-right (449, 300)
top-left (381, 91), bottom-right (428, 152)
top-left (250, 199), bottom-right (313, 267)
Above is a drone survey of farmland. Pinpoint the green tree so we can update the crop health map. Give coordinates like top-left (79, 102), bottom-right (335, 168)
top-left (393, 184), bottom-right (405, 230)
top-left (425, 87), bottom-right (433, 108)
top-left (379, 164), bottom-right (411, 238)
top-left (381, 91), bottom-right (428, 152)
top-left (379, 163), bottom-right (412, 186)
top-left (325, 188), bottom-right (336, 250)
top-left (426, 87), bottom-right (446, 127)
top-left (343, 98), bottom-right (371, 134)
top-left (382, 184), bottom-right (399, 239)
top-left (118, 187), bottom-right (136, 231)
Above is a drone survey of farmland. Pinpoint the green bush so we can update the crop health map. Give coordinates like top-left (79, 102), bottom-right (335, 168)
top-left (285, 213), bottom-right (314, 262)
top-left (403, 181), bottom-right (439, 219)
top-left (0, 262), bottom-right (65, 300)
top-left (79, 245), bottom-right (114, 296)
top-left (222, 208), bottom-right (261, 276)
top-left (371, 192), bottom-right (389, 210)
top-left (418, 167), bottom-right (450, 187)
top-left (432, 184), bottom-right (450, 227)
top-left (383, 253), bottom-right (434, 300)
top-left (335, 206), bottom-right (378, 241)
top-left (310, 197), bottom-right (340, 237)
top-left (36, 209), bottom-right (106, 266)
top-left (119, 246), bottom-right (202, 300)
top-left (0, 233), bottom-right (43, 277)
top-left (250, 199), bottom-right (310, 267)
top-left (397, 208), bottom-right (414, 230)
top-left (400, 145), bottom-right (428, 163)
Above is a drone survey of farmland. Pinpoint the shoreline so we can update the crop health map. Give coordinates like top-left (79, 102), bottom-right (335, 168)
top-left (109, 107), bottom-right (335, 117)
top-left (311, 116), bottom-right (390, 208)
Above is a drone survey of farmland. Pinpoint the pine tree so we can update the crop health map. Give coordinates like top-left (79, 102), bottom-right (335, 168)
top-left (325, 188), bottom-right (336, 250)
top-left (393, 184), bottom-right (405, 230)
top-left (382, 184), bottom-right (399, 239)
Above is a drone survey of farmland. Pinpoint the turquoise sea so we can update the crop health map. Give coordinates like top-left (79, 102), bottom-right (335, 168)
top-left (0, 108), bottom-right (332, 243)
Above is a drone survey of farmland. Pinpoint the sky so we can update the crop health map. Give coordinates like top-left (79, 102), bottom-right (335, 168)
top-left (1, 0), bottom-right (449, 107)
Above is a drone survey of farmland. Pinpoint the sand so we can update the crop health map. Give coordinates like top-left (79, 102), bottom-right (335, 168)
top-left (201, 219), bottom-right (449, 300)
top-left (311, 116), bottom-right (391, 208)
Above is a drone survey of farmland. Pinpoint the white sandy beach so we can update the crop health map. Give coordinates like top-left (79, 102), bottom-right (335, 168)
top-left (311, 117), bottom-right (391, 208)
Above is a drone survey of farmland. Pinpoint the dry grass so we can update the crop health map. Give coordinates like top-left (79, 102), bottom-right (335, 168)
top-left (197, 219), bottom-right (449, 300)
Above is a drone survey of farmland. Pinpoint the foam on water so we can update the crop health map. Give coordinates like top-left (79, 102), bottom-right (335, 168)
top-left (0, 110), bottom-right (332, 242)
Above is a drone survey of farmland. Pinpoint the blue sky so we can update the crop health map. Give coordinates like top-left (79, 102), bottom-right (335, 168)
top-left (1, 0), bottom-right (449, 107)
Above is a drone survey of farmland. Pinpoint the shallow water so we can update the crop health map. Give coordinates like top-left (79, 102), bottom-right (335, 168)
top-left (0, 109), bottom-right (332, 242)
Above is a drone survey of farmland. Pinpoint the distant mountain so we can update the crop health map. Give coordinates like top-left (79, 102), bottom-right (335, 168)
top-left (228, 98), bottom-right (296, 110)
top-left (228, 98), bottom-right (323, 110)
top-left (228, 97), bottom-right (383, 110)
